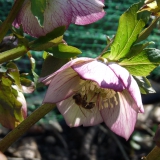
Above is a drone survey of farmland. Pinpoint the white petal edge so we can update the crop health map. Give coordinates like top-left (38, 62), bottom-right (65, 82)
top-left (43, 68), bottom-right (82, 103)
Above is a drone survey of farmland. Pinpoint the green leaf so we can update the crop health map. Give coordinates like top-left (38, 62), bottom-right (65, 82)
top-left (133, 76), bottom-right (155, 94)
top-left (43, 51), bottom-right (49, 59)
top-left (46, 44), bottom-right (82, 59)
top-left (136, 17), bottom-right (159, 43)
top-left (0, 65), bottom-right (7, 73)
top-left (31, 0), bottom-right (46, 27)
top-left (146, 48), bottom-right (160, 62)
top-left (109, 3), bottom-right (145, 60)
top-left (27, 52), bottom-right (39, 84)
top-left (20, 77), bottom-right (33, 87)
top-left (119, 49), bottom-right (160, 76)
top-left (6, 62), bottom-right (22, 90)
top-left (101, 50), bottom-right (111, 59)
top-left (29, 26), bottom-right (66, 50)
top-left (40, 55), bottom-right (68, 77)
top-left (0, 78), bottom-right (24, 128)
top-left (126, 41), bottom-right (154, 58)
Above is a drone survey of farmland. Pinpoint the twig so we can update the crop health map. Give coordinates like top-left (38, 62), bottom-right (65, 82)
top-left (0, 103), bottom-right (56, 152)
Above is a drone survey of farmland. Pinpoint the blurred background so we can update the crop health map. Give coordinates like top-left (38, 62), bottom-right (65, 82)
top-left (1, 0), bottom-right (160, 160)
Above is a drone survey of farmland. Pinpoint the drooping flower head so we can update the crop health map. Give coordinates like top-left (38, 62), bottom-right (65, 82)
top-left (13, 0), bottom-right (105, 37)
top-left (39, 57), bottom-right (144, 140)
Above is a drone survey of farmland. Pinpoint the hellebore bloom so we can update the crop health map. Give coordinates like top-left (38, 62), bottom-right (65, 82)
top-left (40, 58), bottom-right (144, 140)
top-left (13, 0), bottom-right (105, 37)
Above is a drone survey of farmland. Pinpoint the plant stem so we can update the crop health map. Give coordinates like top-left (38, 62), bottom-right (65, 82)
top-left (144, 146), bottom-right (160, 160)
top-left (0, 0), bottom-right (25, 42)
top-left (0, 45), bottom-right (28, 64)
top-left (0, 103), bottom-right (56, 152)
top-left (96, 36), bottom-right (115, 59)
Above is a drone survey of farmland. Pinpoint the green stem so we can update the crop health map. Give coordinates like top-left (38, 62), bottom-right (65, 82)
top-left (144, 146), bottom-right (160, 160)
top-left (0, 103), bottom-right (56, 152)
top-left (0, 45), bottom-right (28, 64)
top-left (96, 36), bottom-right (115, 59)
top-left (0, 0), bottom-right (25, 42)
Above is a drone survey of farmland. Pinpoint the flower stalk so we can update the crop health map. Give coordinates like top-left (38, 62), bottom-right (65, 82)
top-left (0, 45), bottom-right (28, 64)
top-left (0, 103), bottom-right (56, 152)
top-left (0, 0), bottom-right (25, 42)
top-left (144, 146), bottom-right (160, 160)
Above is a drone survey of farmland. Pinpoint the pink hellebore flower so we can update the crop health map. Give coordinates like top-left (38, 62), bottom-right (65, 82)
top-left (40, 58), bottom-right (144, 140)
top-left (13, 0), bottom-right (105, 37)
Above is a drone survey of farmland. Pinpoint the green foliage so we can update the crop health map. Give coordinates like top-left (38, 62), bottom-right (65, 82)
top-left (134, 76), bottom-right (155, 94)
top-left (136, 17), bottom-right (159, 43)
top-left (7, 62), bottom-right (22, 91)
top-left (27, 52), bottom-right (39, 84)
top-left (29, 26), bottom-right (66, 50)
top-left (0, 77), bottom-right (24, 129)
top-left (46, 44), bottom-right (82, 59)
top-left (31, 0), bottom-right (46, 27)
top-left (109, 3), bottom-right (146, 60)
top-left (40, 55), bottom-right (68, 77)
top-left (119, 49), bottom-right (160, 76)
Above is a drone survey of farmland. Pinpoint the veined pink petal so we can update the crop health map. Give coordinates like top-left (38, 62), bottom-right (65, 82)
top-left (14, 0), bottom-right (72, 37)
top-left (13, 0), bottom-right (105, 37)
top-left (43, 68), bottom-right (83, 103)
top-left (108, 63), bottom-right (144, 113)
top-left (72, 60), bottom-right (125, 91)
top-left (39, 57), bottom-right (94, 85)
top-left (101, 90), bottom-right (137, 140)
top-left (57, 96), bottom-right (103, 127)
top-left (70, 0), bottom-right (105, 25)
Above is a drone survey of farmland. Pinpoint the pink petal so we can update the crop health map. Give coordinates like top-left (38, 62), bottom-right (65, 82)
top-left (43, 68), bottom-right (82, 103)
top-left (72, 61), bottom-right (125, 91)
top-left (14, 0), bottom-right (72, 37)
top-left (101, 90), bottom-right (138, 140)
top-left (39, 57), bottom-right (94, 85)
top-left (17, 91), bottom-right (27, 119)
top-left (70, 0), bottom-right (105, 25)
top-left (57, 96), bottom-right (103, 127)
top-left (108, 63), bottom-right (144, 113)
top-left (21, 82), bottom-right (35, 93)
top-left (14, 0), bottom-right (105, 37)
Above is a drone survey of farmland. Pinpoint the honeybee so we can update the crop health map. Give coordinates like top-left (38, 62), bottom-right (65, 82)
top-left (72, 93), bottom-right (95, 110)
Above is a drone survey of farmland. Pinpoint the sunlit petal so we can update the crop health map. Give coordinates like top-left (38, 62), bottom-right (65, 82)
top-left (101, 90), bottom-right (137, 140)
top-left (43, 68), bottom-right (83, 103)
top-left (72, 60), bottom-right (124, 91)
top-left (57, 96), bottom-right (85, 127)
top-left (39, 57), bottom-right (94, 85)
top-left (57, 96), bottom-right (103, 127)
top-left (108, 63), bottom-right (143, 113)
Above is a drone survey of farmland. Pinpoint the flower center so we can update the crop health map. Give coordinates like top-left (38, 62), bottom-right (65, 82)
top-left (73, 80), bottom-right (118, 110)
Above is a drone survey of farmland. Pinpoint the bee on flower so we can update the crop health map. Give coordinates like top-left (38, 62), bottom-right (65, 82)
top-left (39, 57), bottom-right (144, 140)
